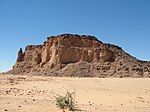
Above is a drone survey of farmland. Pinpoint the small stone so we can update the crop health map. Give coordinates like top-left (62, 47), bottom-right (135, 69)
top-left (4, 109), bottom-right (8, 111)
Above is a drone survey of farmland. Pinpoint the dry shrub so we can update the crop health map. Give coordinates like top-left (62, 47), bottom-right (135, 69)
top-left (55, 91), bottom-right (76, 112)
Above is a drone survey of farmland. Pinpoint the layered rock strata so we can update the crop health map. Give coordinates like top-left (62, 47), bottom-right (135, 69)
top-left (8, 34), bottom-right (150, 78)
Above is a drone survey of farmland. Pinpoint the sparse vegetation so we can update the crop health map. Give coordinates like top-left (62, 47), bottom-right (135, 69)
top-left (55, 91), bottom-right (76, 112)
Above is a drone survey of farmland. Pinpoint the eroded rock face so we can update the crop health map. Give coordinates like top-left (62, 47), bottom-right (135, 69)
top-left (7, 34), bottom-right (150, 78)
top-left (17, 48), bottom-right (24, 62)
top-left (99, 48), bottom-right (114, 62)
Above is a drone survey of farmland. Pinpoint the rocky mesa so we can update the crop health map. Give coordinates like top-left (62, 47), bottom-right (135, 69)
top-left (7, 34), bottom-right (150, 77)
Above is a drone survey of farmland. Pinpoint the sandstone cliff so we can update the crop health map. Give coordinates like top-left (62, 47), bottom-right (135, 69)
top-left (7, 34), bottom-right (150, 77)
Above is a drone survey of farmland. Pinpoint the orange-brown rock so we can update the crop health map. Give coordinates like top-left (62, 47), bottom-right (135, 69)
top-left (7, 34), bottom-right (150, 78)
top-left (17, 48), bottom-right (24, 62)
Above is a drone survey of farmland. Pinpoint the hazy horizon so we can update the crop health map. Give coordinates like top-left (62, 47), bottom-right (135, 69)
top-left (0, 0), bottom-right (150, 72)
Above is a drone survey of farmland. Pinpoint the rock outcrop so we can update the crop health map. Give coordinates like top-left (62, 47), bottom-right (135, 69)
top-left (17, 48), bottom-right (24, 62)
top-left (7, 34), bottom-right (150, 77)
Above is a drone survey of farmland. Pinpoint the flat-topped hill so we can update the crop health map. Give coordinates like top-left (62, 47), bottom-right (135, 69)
top-left (7, 34), bottom-right (150, 77)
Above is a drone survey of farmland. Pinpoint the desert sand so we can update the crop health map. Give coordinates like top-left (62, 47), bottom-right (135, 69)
top-left (0, 74), bottom-right (150, 112)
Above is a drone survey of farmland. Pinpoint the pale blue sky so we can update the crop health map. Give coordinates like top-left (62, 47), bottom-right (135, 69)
top-left (0, 0), bottom-right (150, 72)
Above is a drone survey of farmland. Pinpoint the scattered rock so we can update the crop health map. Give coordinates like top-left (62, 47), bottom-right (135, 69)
top-left (4, 109), bottom-right (8, 111)
top-left (89, 101), bottom-right (92, 105)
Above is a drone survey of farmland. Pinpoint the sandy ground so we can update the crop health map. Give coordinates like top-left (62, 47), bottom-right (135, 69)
top-left (0, 74), bottom-right (150, 112)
